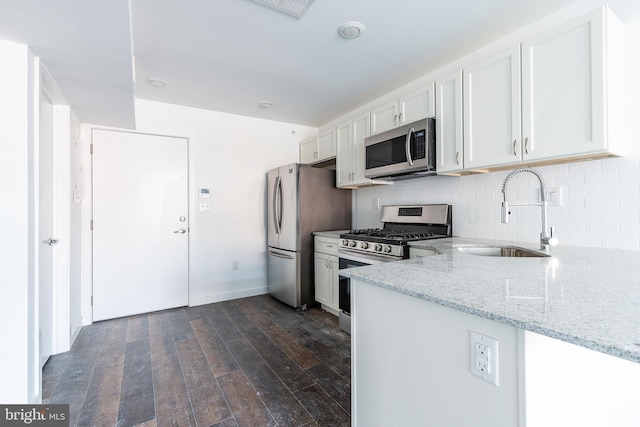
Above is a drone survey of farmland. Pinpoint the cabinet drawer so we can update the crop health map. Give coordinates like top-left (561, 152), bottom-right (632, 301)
top-left (315, 236), bottom-right (339, 256)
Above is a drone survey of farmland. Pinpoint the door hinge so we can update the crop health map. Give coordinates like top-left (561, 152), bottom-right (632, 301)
top-left (90, 219), bottom-right (93, 230)
top-left (91, 295), bottom-right (93, 306)
top-left (90, 143), bottom-right (93, 155)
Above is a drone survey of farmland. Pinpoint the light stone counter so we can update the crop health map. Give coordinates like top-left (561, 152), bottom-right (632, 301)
top-left (312, 229), bottom-right (349, 239)
top-left (340, 237), bottom-right (640, 363)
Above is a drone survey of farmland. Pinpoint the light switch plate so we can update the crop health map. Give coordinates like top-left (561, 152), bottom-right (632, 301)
top-left (470, 331), bottom-right (499, 386)
top-left (539, 186), bottom-right (563, 207)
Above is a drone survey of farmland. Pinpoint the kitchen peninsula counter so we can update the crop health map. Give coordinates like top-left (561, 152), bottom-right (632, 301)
top-left (341, 237), bottom-right (640, 363)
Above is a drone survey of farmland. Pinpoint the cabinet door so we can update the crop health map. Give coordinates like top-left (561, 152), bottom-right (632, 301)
top-left (436, 71), bottom-right (464, 173)
top-left (463, 46), bottom-right (522, 170)
top-left (336, 120), bottom-right (353, 188)
top-left (300, 137), bottom-right (317, 164)
top-left (521, 9), bottom-right (606, 161)
top-left (351, 112), bottom-right (371, 185)
top-left (316, 128), bottom-right (336, 161)
top-left (329, 256), bottom-right (340, 309)
top-left (400, 83), bottom-right (435, 125)
top-left (314, 252), bottom-right (331, 305)
top-left (371, 100), bottom-right (399, 135)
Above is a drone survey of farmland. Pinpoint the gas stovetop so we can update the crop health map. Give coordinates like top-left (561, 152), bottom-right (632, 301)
top-left (339, 204), bottom-right (452, 258)
top-left (341, 228), bottom-right (447, 242)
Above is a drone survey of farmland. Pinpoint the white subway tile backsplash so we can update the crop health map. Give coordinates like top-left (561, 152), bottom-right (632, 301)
top-left (354, 155), bottom-right (640, 250)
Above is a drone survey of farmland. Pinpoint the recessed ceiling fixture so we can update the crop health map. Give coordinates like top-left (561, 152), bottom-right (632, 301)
top-left (258, 101), bottom-right (273, 109)
top-left (337, 21), bottom-right (365, 39)
top-left (251, 0), bottom-right (316, 18)
top-left (145, 77), bottom-right (166, 88)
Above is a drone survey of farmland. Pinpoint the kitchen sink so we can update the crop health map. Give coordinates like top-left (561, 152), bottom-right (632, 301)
top-left (455, 245), bottom-right (550, 258)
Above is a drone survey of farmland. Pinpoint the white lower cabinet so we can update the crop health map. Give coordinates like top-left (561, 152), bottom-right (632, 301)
top-left (314, 235), bottom-right (339, 314)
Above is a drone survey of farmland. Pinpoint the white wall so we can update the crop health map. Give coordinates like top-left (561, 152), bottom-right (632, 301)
top-left (0, 40), bottom-right (39, 403)
top-left (354, 0), bottom-right (640, 252)
top-left (80, 99), bottom-right (317, 315)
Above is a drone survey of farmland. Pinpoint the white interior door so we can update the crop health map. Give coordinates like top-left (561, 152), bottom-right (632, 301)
top-left (92, 130), bottom-right (189, 321)
top-left (39, 93), bottom-right (54, 367)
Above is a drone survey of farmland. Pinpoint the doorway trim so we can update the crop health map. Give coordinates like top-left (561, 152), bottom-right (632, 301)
top-left (40, 65), bottom-right (72, 355)
top-left (79, 125), bottom-right (191, 325)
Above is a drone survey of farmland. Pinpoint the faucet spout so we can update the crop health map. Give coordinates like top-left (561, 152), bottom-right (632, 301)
top-left (501, 167), bottom-right (558, 252)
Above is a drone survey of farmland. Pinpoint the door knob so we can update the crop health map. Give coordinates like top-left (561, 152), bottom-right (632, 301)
top-left (173, 228), bottom-right (187, 234)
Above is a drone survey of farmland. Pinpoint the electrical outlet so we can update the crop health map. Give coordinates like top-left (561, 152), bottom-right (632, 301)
top-left (470, 331), bottom-right (499, 386)
top-left (199, 203), bottom-right (211, 213)
top-left (373, 198), bottom-right (380, 209)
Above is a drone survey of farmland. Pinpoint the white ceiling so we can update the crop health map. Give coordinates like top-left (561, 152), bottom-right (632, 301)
top-left (0, 0), bottom-right (584, 128)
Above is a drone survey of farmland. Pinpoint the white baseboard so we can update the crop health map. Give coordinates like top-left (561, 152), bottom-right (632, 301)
top-left (190, 286), bottom-right (268, 307)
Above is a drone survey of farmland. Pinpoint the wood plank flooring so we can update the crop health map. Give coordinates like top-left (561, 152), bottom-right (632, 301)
top-left (42, 295), bottom-right (351, 427)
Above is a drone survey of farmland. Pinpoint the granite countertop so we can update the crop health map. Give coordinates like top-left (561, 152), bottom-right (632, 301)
top-left (340, 237), bottom-right (640, 363)
top-left (313, 229), bottom-right (349, 238)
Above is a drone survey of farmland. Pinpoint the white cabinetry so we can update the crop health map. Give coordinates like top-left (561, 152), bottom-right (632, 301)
top-left (463, 46), bottom-right (522, 170)
top-left (299, 127), bottom-right (337, 165)
top-left (300, 137), bottom-right (317, 164)
top-left (336, 112), bottom-right (377, 188)
top-left (314, 235), bottom-right (340, 314)
top-left (435, 70), bottom-right (464, 174)
top-left (462, 7), bottom-right (623, 171)
top-left (370, 84), bottom-right (435, 136)
top-left (521, 7), bottom-right (623, 161)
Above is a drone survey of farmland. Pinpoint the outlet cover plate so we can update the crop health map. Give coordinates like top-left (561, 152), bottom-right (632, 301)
top-left (470, 331), bottom-right (499, 386)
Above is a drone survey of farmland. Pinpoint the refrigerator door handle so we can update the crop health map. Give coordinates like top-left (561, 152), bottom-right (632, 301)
top-left (269, 249), bottom-right (295, 260)
top-left (273, 175), bottom-right (282, 234)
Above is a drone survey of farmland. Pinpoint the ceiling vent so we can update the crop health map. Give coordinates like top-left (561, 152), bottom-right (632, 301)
top-left (251, 0), bottom-right (316, 18)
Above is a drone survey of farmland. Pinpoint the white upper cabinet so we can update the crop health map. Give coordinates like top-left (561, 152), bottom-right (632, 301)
top-left (299, 127), bottom-right (337, 165)
top-left (371, 84), bottom-right (435, 135)
top-left (521, 7), bottom-right (623, 161)
top-left (463, 46), bottom-right (522, 170)
top-left (435, 70), bottom-right (464, 174)
top-left (337, 112), bottom-right (374, 188)
top-left (336, 119), bottom-right (353, 187)
top-left (462, 6), bottom-right (623, 171)
top-left (317, 127), bottom-right (336, 160)
top-left (300, 136), bottom-right (317, 164)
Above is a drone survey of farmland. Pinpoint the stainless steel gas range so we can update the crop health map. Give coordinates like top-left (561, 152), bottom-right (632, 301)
top-left (337, 204), bottom-right (452, 333)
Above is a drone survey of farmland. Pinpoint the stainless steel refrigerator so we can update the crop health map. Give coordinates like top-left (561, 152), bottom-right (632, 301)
top-left (267, 163), bottom-right (351, 309)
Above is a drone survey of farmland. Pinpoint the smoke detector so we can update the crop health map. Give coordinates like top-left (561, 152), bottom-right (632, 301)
top-left (337, 21), bottom-right (365, 39)
top-left (251, 0), bottom-right (316, 18)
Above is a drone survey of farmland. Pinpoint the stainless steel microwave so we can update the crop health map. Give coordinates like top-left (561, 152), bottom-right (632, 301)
top-left (364, 118), bottom-right (436, 180)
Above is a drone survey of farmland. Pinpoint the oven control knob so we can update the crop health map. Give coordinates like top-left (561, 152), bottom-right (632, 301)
top-left (383, 245), bottom-right (392, 253)
top-left (349, 240), bottom-right (357, 247)
top-left (341, 239), bottom-right (349, 246)
top-left (374, 244), bottom-right (382, 252)
top-left (360, 242), bottom-right (369, 249)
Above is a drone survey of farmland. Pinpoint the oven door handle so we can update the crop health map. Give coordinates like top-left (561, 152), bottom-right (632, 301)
top-left (339, 248), bottom-right (399, 264)
top-left (405, 127), bottom-right (415, 166)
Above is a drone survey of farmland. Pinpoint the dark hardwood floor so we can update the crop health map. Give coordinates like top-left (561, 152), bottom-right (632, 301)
top-left (42, 295), bottom-right (351, 427)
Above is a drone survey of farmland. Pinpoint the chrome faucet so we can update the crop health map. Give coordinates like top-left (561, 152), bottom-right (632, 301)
top-left (501, 167), bottom-right (558, 252)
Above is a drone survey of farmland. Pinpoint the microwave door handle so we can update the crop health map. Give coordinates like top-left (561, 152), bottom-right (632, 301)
top-left (405, 127), bottom-right (415, 166)
top-left (273, 175), bottom-right (282, 234)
